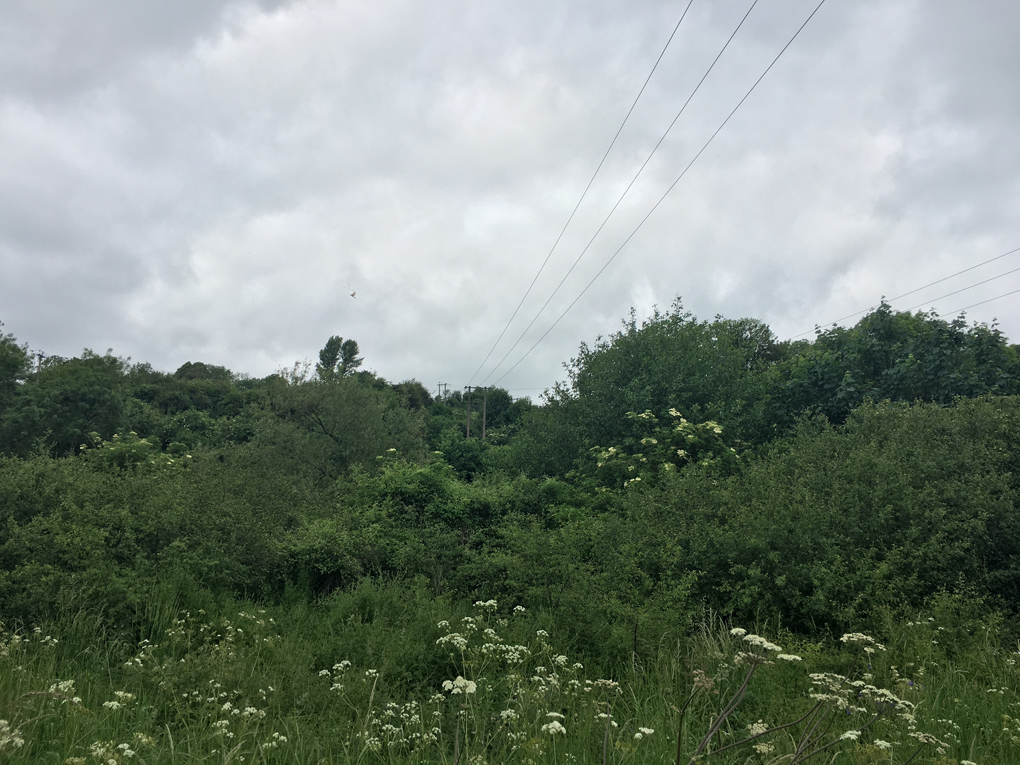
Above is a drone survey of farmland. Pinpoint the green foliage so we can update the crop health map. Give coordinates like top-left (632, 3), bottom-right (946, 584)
top-left (254, 375), bottom-right (426, 483)
top-left (0, 590), bottom-right (1006, 764)
top-left (80, 430), bottom-right (178, 472)
top-left (547, 301), bottom-right (784, 456)
top-left (390, 379), bottom-right (433, 409)
top-left (587, 408), bottom-right (739, 488)
top-left (316, 335), bottom-right (363, 381)
top-left (774, 302), bottom-right (1020, 425)
top-left (486, 399), bottom-right (586, 478)
top-left (130, 362), bottom-right (247, 418)
top-left (173, 360), bottom-right (234, 382)
top-left (4, 305), bottom-right (1020, 765)
top-left (435, 427), bottom-right (487, 479)
top-left (0, 350), bottom-right (128, 456)
top-left (628, 397), bottom-right (1020, 630)
top-left (0, 447), bottom-right (313, 621)
top-left (0, 322), bottom-right (30, 414)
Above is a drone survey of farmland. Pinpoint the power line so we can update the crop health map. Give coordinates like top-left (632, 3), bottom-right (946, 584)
top-left (939, 286), bottom-right (1020, 318)
top-left (903, 264), bottom-right (1020, 313)
top-left (480, 0), bottom-right (762, 385)
top-left (466, 0), bottom-right (694, 385)
top-left (791, 245), bottom-right (1020, 339)
top-left (501, 283), bottom-right (1020, 396)
top-left (493, 0), bottom-right (829, 386)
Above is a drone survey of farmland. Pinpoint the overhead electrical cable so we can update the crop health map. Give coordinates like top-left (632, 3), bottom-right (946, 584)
top-left (501, 276), bottom-right (1020, 395)
top-left (790, 244), bottom-right (1020, 339)
top-left (466, 0), bottom-right (694, 385)
top-left (492, 0), bottom-right (829, 386)
top-left (501, 272), bottom-right (1020, 396)
top-left (478, 0), bottom-right (761, 385)
top-left (902, 264), bottom-right (1020, 313)
top-left (940, 286), bottom-right (1020, 317)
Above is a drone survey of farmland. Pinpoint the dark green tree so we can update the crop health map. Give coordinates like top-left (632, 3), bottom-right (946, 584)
top-left (173, 361), bottom-right (234, 382)
top-left (316, 336), bottom-right (363, 382)
top-left (773, 302), bottom-right (1020, 425)
top-left (391, 380), bottom-right (433, 410)
top-left (539, 299), bottom-right (784, 461)
top-left (0, 349), bottom-right (128, 456)
top-left (0, 322), bottom-right (30, 415)
top-left (255, 374), bottom-right (425, 483)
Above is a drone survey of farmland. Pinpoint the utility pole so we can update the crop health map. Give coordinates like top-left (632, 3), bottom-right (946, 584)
top-left (465, 386), bottom-right (473, 438)
top-left (481, 385), bottom-right (489, 440)
top-left (36, 352), bottom-right (45, 382)
top-left (437, 382), bottom-right (448, 399)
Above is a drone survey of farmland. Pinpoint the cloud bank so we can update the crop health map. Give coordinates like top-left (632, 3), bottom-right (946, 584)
top-left (2, 0), bottom-right (1018, 394)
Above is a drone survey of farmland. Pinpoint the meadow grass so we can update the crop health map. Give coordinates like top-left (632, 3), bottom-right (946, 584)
top-left (0, 581), bottom-right (1015, 764)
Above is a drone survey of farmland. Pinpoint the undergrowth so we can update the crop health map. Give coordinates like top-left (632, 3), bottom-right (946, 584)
top-left (1, 582), bottom-right (1015, 764)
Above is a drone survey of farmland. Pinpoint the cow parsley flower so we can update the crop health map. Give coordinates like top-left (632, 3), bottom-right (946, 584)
top-left (442, 676), bottom-right (476, 695)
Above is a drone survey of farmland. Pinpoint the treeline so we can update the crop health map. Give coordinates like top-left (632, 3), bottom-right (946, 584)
top-left (1, 302), bottom-right (1019, 667)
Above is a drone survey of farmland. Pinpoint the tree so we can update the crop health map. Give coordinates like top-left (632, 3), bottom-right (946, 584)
top-left (543, 299), bottom-right (783, 455)
top-left (254, 375), bottom-right (425, 483)
top-left (772, 302), bottom-right (1020, 426)
top-left (391, 380), bottom-right (433, 410)
top-left (0, 322), bottom-right (30, 414)
top-left (316, 336), bottom-right (363, 382)
top-left (173, 361), bottom-right (233, 382)
top-left (0, 349), bottom-right (128, 456)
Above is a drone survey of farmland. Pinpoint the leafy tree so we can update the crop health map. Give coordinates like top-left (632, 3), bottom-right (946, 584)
top-left (391, 380), bottom-right (433, 410)
top-left (532, 299), bottom-right (783, 472)
top-left (773, 303), bottom-right (1020, 425)
top-left (479, 387), bottom-right (516, 429)
top-left (316, 336), bottom-right (363, 381)
top-left (435, 427), bottom-right (487, 479)
top-left (484, 400), bottom-right (585, 478)
top-left (254, 375), bottom-right (425, 483)
top-left (0, 350), bottom-right (128, 456)
top-left (173, 361), bottom-right (233, 382)
top-left (129, 363), bottom-right (246, 419)
top-left (0, 322), bottom-right (30, 414)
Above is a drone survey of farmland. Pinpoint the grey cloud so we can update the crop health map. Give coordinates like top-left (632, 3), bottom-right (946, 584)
top-left (1, 0), bottom-right (1018, 392)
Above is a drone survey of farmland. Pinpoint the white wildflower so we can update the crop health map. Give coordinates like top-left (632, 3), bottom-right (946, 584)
top-left (442, 676), bottom-right (477, 695)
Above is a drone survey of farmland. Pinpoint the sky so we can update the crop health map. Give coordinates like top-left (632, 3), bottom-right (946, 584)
top-left (2, 0), bottom-right (1018, 397)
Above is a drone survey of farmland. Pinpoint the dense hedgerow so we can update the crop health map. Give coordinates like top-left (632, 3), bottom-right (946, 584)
top-left (2, 306), bottom-right (1020, 762)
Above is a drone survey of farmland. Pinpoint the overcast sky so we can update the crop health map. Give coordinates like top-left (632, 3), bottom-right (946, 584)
top-left (2, 0), bottom-right (1018, 396)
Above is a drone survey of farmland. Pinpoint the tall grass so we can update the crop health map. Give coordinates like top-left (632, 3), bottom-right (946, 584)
top-left (0, 581), bottom-right (1014, 763)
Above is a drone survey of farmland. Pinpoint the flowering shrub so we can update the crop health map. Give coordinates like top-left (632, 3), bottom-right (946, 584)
top-left (589, 408), bottom-right (738, 488)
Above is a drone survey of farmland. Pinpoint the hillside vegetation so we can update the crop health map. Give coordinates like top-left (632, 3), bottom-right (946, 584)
top-left (1, 302), bottom-right (1018, 764)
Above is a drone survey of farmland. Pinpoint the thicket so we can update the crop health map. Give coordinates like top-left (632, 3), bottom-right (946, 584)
top-left (1, 303), bottom-right (1019, 763)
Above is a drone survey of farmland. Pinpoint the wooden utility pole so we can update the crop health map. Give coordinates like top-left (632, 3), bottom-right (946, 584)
top-left (481, 387), bottom-right (488, 440)
top-left (465, 386), bottom-right (472, 438)
top-left (437, 382), bottom-right (448, 399)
